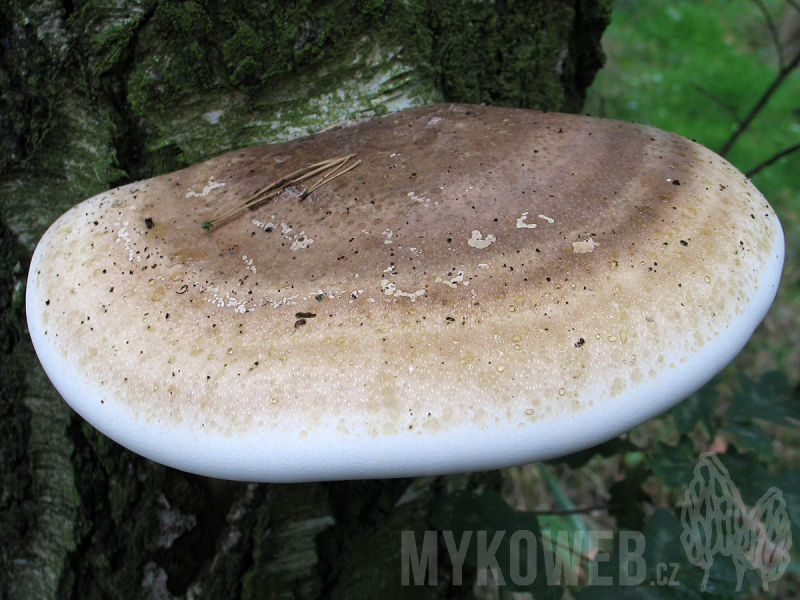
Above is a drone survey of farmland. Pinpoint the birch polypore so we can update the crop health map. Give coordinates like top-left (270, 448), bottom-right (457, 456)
top-left (27, 104), bottom-right (783, 481)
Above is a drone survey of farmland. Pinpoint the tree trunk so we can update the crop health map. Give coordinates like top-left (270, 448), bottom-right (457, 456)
top-left (0, 1), bottom-right (610, 598)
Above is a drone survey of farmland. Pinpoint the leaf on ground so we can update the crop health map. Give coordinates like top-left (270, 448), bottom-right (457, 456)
top-left (545, 437), bottom-right (628, 469)
top-left (723, 421), bottom-right (774, 459)
top-left (431, 490), bottom-right (563, 599)
top-left (727, 371), bottom-right (798, 427)
top-left (668, 377), bottom-right (720, 435)
top-left (651, 435), bottom-right (698, 488)
top-left (608, 463), bottom-right (652, 531)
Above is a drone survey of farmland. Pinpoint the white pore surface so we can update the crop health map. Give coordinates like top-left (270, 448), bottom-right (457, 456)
top-left (27, 225), bottom-right (783, 482)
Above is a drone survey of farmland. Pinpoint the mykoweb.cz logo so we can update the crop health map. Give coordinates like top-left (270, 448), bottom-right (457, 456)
top-left (400, 453), bottom-right (792, 592)
top-left (401, 528), bottom-right (665, 588)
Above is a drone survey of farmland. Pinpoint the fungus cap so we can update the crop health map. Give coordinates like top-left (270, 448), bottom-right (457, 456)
top-left (27, 104), bottom-right (783, 482)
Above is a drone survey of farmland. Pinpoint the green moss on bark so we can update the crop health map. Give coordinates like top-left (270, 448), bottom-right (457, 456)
top-left (222, 21), bottom-right (264, 87)
top-left (64, 425), bottom-right (162, 599)
top-left (0, 215), bottom-right (32, 599)
top-left (119, 0), bottom-right (610, 171)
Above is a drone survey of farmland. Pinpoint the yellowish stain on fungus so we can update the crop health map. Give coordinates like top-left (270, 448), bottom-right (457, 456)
top-left (611, 378), bottom-right (627, 398)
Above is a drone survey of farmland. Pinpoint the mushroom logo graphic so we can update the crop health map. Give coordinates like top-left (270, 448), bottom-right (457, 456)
top-left (681, 452), bottom-right (793, 592)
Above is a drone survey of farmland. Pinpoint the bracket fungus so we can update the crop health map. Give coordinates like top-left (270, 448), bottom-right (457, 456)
top-left (27, 104), bottom-right (783, 482)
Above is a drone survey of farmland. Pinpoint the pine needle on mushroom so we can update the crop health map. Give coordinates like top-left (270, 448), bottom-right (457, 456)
top-left (202, 154), bottom-right (361, 230)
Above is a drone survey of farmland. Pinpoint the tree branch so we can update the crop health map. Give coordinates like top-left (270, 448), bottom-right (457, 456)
top-left (719, 47), bottom-right (800, 156)
top-left (752, 0), bottom-right (784, 67)
top-left (692, 83), bottom-right (741, 121)
top-left (746, 140), bottom-right (800, 177)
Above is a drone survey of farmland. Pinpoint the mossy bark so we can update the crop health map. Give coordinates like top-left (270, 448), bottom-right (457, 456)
top-left (0, 1), bottom-right (610, 598)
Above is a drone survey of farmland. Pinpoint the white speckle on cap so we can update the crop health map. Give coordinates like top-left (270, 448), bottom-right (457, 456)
top-left (538, 214), bottom-right (555, 224)
top-left (516, 212), bottom-right (538, 229)
top-left (381, 279), bottom-right (426, 301)
top-left (437, 270), bottom-right (465, 289)
top-left (290, 233), bottom-right (313, 251)
top-left (242, 255), bottom-right (256, 273)
top-left (252, 219), bottom-right (278, 230)
top-left (115, 221), bottom-right (139, 262)
top-left (467, 230), bottom-right (496, 249)
top-left (185, 176), bottom-right (226, 198)
top-left (573, 238), bottom-right (598, 254)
